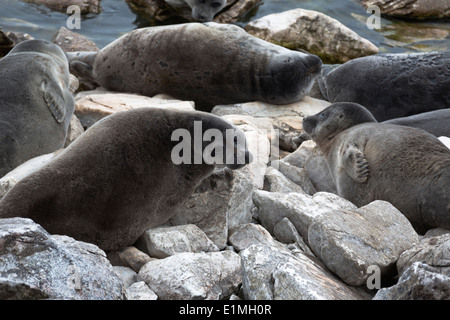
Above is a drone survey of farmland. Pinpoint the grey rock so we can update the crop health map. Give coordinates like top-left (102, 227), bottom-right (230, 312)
top-left (273, 217), bottom-right (305, 246)
top-left (170, 167), bottom-right (255, 249)
top-left (270, 160), bottom-right (317, 195)
top-left (245, 8), bottom-right (378, 63)
top-left (228, 223), bottom-right (286, 252)
top-left (263, 166), bottom-right (306, 194)
top-left (374, 262), bottom-right (450, 300)
top-left (252, 190), bottom-right (357, 241)
top-left (240, 244), bottom-right (368, 300)
top-left (0, 218), bottom-right (125, 300)
top-left (113, 266), bottom-right (137, 288)
top-left (397, 234), bottom-right (450, 277)
top-left (125, 281), bottom-right (158, 300)
top-left (139, 224), bottom-right (219, 258)
top-left (138, 251), bottom-right (241, 300)
top-left (308, 200), bottom-right (420, 286)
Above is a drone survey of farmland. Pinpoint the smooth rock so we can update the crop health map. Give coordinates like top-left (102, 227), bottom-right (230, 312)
top-left (308, 200), bottom-right (420, 286)
top-left (139, 224), bottom-right (219, 258)
top-left (113, 266), bottom-right (137, 288)
top-left (117, 246), bottom-right (153, 273)
top-left (74, 88), bottom-right (195, 128)
top-left (245, 8), bottom-right (378, 63)
top-left (361, 0), bottom-right (450, 19)
top-left (0, 218), bottom-right (125, 300)
top-left (138, 251), bottom-right (241, 300)
top-left (126, 281), bottom-right (158, 300)
top-left (252, 190), bottom-right (357, 241)
top-left (373, 262), bottom-right (450, 299)
top-left (240, 244), bottom-right (368, 300)
top-left (439, 136), bottom-right (450, 149)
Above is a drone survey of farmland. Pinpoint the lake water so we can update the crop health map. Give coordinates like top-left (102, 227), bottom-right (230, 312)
top-left (1, 0), bottom-right (449, 53)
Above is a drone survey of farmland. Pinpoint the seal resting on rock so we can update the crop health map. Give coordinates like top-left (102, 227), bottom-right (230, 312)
top-left (164, 0), bottom-right (227, 21)
top-left (383, 109), bottom-right (450, 138)
top-left (302, 102), bottom-right (450, 234)
top-left (0, 108), bottom-right (252, 251)
top-left (0, 39), bottom-right (76, 177)
top-left (317, 51), bottom-right (450, 121)
top-left (68, 22), bottom-right (322, 112)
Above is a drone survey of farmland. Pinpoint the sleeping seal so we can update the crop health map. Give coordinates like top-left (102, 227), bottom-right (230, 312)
top-left (317, 52), bottom-right (450, 121)
top-left (68, 22), bottom-right (322, 111)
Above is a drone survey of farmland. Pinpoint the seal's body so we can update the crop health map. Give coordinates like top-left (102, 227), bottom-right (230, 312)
top-left (69, 23), bottom-right (322, 111)
top-left (0, 108), bottom-right (251, 251)
top-left (317, 52), bottom-right (450, 121)
top-left (303, 102), bottom-right (450, 234)
top-left (384, 109), bottom-right (450, 138)
top-left (0, 40), bottom-right (75, 177)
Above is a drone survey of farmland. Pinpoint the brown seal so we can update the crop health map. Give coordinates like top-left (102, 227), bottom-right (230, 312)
top-left (0, 108), bottom-right (251, 251)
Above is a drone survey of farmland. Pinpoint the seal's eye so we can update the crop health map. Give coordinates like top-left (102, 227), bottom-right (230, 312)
top-left (211, 2), bottom-right (222, 7)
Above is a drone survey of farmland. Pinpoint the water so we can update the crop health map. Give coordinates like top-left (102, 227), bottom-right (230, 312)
top-left (0, 0), bottom-right (449, 52)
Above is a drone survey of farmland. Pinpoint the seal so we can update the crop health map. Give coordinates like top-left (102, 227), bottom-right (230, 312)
top-left (0, 39), bottom-right (76, 177)
top-left (317, 51), bottom-right (450, 121)
top-left (383, 109), bottom-right (450, 138)
top-left (164, 0), bottom-right (227, 21)
top-left (302, 102), bottom-right (450, 234)
top-left (0, 108), bottom-right (252, 251)
top-left (68, 22), bottom-right (322, 112)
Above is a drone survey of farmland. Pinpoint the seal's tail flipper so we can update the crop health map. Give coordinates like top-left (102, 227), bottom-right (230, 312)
top-left (65, 51), bottom-right (97, 83)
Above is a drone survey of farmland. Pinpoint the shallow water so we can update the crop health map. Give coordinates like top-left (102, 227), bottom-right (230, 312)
top-left (1, 0), bottom-right (449, 52)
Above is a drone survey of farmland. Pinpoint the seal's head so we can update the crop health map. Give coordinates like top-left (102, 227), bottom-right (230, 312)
top-left (9, 39), bottom-right (68, 64)
top-left (303, 102), bottom-right (377, 145)
top-left (187, 0), bottom-right (226, 22)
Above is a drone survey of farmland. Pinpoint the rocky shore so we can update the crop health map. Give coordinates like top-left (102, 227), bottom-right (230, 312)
top-left (1, 3), bottom-right (449, 300)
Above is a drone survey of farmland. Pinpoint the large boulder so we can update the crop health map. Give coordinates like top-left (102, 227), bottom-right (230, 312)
top-left (244, 8), bottom-right (378, 63)
top-left (137, 251), bottom-right (241, 300)
top-left (0, 218), bottom-right (125, 300)
top-left (308, 201), bottom-right (419, 286)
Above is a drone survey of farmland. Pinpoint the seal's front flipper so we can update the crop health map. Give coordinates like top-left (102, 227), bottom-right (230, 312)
top-left (41, 79), bottom-right (66, 123)
top-left (65, 51), bottom-right (97, 82)
top-left (342, 144), bottom-right (369, 183)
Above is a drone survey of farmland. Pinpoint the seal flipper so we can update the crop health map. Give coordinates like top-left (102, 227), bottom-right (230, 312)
top-left (65, 51), bottom-right (97, 83)
top-left (41, 79), bottom-right (66, 123)
top-left (342, 144), bottom-right (369, 183)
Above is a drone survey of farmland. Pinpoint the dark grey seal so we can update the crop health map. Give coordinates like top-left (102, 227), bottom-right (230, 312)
top-left (68, 22), bottom-right (322, 112)
top-left (317, 52), bottom-right (450, 121)
top-left (0, 108), bottom-right (252, 251)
